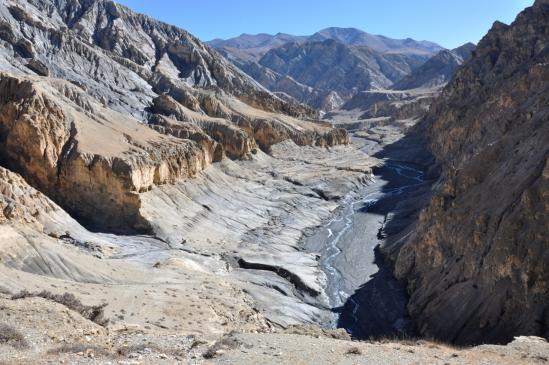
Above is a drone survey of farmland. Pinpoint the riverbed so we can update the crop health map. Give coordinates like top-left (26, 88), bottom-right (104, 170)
top-left (305, 138), bottom-right (427, 338)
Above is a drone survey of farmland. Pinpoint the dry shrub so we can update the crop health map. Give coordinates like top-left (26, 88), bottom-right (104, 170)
top-left (346, 346), bottom-right (362, 355)
top-left (0, 323), bottom-right (28, 348)
top-left (203, 334), bottom-right (242, 359)
top-left (47, 343), bottom-right (112, 357)
top-left (11, 290), bottom-right (108, 326)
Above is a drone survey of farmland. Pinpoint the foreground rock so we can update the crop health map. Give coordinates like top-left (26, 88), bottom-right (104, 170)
top-left (2, 294), bottom-right (548, 365)
top-left (383, 0), bottom-right (549, 345)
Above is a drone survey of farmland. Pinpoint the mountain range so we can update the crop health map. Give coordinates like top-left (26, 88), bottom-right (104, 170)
top-left (209, 27), bottom-right (443, 57)
top-left (209, 28), bottom-right (468, 111)
top-left (0, 0), bottom-right (547, 363)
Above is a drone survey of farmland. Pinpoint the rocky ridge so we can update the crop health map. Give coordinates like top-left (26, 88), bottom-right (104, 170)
top-left (0, 0), bottom-right (350, 232)
top-left (392, 42), bottom-right (476, 90)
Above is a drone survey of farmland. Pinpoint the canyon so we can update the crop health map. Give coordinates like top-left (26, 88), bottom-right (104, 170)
top-left (0, 0), bottom-right (547, 364)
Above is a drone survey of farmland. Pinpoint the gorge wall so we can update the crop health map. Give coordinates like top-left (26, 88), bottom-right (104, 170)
top-left (383, 0), bottom-right (549, 345)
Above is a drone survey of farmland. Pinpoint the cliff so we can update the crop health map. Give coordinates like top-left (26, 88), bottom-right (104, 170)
top-left (0, 0), bottom-right (349, 231)
top-left (384, 0), bottom-right (549, 345)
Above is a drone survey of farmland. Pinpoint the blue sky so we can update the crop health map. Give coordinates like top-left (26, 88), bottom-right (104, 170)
top-left (116, 0), bottom-right (533, 49)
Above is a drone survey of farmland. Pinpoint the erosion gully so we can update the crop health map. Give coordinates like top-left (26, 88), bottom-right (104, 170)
top-left (305, 140), bottom-right (426, 339)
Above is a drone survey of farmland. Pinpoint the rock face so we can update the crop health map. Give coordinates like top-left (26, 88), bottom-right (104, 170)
top-left (246, 40), bottom-right (432, 111)
top-left (338, 89), bottom-right (438, 120)
top-left (0, 166), bottom-right (56, 228)
top-left (0, 0), bottom-right (349, 231)
top-left (384, 0), bottom-right (549, 345)
top-left (260, 40), bottom-right (423, 93)
top-left (392, 43), bottom-right (476, 90)
top-left (210, 28), bottom-right (443, 111)
top-left (0, 73), bottom-right (214, 231)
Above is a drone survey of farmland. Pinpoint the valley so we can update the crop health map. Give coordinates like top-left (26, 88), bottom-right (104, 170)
top-left (0, 0), bottom-right (547, 363)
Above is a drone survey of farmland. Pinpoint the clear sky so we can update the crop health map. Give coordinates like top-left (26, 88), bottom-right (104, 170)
top-left (115, 0), bottom-right (534, 49)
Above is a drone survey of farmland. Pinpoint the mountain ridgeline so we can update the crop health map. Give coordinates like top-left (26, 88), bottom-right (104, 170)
top-left (210, 28), bottom-right (449, 111)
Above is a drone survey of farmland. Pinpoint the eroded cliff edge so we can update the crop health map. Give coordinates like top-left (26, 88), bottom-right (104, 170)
top-left (383, 0), bottom-right (549, 345)
top-left (0, 0), bottom-right (350, 232)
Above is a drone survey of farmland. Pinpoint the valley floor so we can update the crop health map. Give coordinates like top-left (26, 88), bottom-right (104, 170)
top-left (1, 120), bottom-right (548, 364)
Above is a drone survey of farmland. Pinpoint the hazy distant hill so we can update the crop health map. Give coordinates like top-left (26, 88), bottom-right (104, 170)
top-left (209, 28), bottom-right (443, 110)
top-left (308, 27), bottom-right (443, 54)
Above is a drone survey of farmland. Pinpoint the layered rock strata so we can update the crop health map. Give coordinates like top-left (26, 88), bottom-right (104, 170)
top-left (0, 0), bottom-right (349, 231)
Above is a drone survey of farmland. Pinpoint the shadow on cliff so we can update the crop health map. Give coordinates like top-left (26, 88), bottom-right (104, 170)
top-left (336, 127), bottom-right (437, 339)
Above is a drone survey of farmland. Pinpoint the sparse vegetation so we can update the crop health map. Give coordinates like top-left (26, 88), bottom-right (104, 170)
top-left (346, 346), bottom-right (362, 355)
top-left (47, 344), bottom-right (112, 357)
top-left (11, 290), bottom-right (109, 326)
top-left (282, 324), bottom-right (351, 340)
top-left (116, 343), bottom-right (186, 359)
top-left (203, 333), bottom-right (242, 359)
top-left (0, 323), bottom-right (28, 348)
top-left (116, 344), bottom-right (149, 357)
top-left (370, 336), bottom-right (464, 350)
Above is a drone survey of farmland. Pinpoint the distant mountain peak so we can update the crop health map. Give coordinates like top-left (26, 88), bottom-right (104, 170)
top-left (208, 27), bottom-right (449, 111)
top-left (208, 27), bottom-right (444, 56)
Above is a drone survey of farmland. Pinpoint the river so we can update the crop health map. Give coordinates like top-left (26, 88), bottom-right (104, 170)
top-left (305, 142), bottom-right (426, 339)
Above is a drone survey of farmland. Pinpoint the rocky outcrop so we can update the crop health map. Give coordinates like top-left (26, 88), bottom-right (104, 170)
top-left (384, 0), bottom-right (549, 345)
top-left (0, 166), bottom-right (57, 228)
top-left (0, 73), bottom-right (212, 231)
top-left (150, 94), bottom-right (256, 159)
top-left (327, 89), bottom-right (438, 124)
